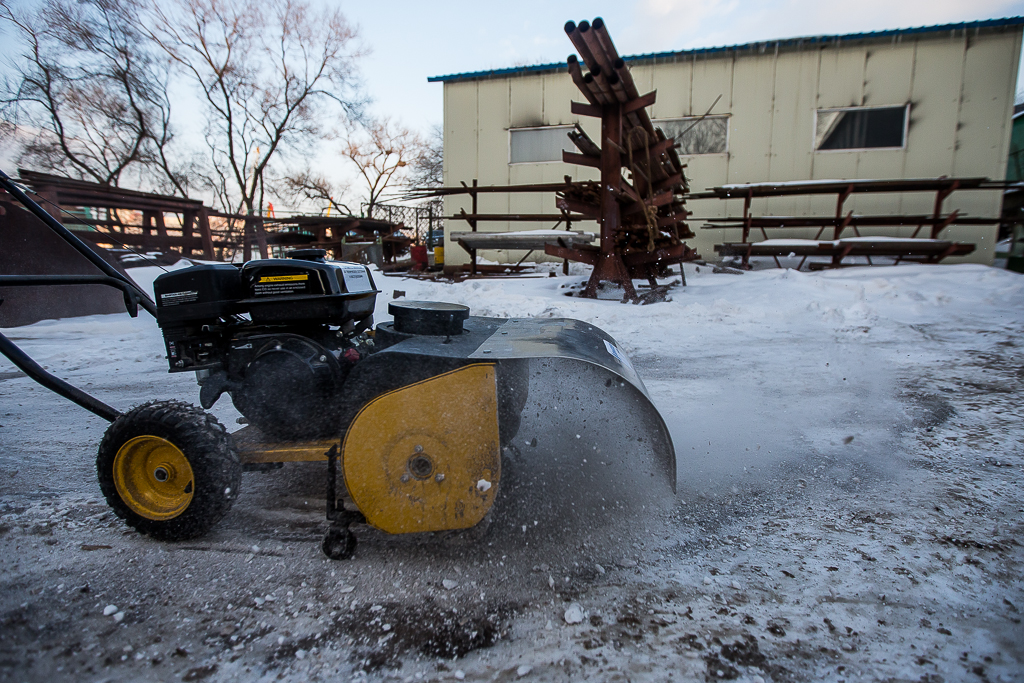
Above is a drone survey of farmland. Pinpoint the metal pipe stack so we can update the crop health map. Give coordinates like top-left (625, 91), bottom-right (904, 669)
top-left (565, 19), bottom-right (688, 198)
top-left (406, 18), bottom-right (698, 298)
top-left (563, 18), bottom-right (692, 244)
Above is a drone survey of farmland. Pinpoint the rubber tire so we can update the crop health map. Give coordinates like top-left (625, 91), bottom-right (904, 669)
top-left (97, 400), bottom-right (241, 541)
top-left (322, 527), bottom-right (357, 560)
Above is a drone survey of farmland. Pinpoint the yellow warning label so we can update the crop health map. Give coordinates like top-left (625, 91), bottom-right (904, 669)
top-left (258, 274), bottom-right (308, 283)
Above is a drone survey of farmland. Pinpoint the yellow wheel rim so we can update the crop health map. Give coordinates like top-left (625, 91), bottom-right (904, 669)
top-left (113, 435), bottom-right (194, 520)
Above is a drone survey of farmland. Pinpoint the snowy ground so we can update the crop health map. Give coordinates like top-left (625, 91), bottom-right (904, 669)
top-left (1, 262), bottom-right (1022, 682)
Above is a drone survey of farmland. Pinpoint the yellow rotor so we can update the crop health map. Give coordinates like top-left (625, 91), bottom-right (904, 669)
top-left (342, 364), bottom-right (501, 534)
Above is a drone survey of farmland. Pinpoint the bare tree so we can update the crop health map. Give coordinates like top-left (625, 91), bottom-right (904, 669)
top-left (0, 0), bottom-right (186, 192)
top-left (342, 117), bottom-right (422, 218)
top-left (145, 0), bottom-right (364, 217)
top-left (408, 123), bottom-right (443, 189)
top-left (279, 169), bottom-right (353, 216)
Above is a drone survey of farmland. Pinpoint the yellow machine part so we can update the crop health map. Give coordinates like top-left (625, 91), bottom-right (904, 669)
top-left (342, 363), bottom-right (501, 534)
top-left (235, 431), bottom-right (338, 463)
top-left (113, 435), bottom-right (194, 520)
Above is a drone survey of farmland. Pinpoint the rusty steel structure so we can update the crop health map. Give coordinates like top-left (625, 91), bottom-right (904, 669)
top-left (258, 215), bottom-right (408, 261)
top-left (694, 177), bottom-right (1012, 269)
top-left (4, 171), bottom-right (406, 266)
top-left (552, 18), bottom-right (696, 299)
top-left (411, 18), bottom-right (698, 300)
top-left (405, 178), bottom-right (598, 276)
top-left (17, 170), bottom-right (217, 259)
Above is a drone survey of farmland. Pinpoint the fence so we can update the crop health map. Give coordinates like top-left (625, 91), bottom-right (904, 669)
top-left (361, 200), bottom-right (444, 247)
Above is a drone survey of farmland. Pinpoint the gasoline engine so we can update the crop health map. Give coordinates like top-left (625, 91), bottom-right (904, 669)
top-left (153, 249), bottom-right (377, 440)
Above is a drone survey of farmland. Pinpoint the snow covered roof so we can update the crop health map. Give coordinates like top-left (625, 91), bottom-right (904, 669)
top-left (428, 17), bottom-right (1024, 84)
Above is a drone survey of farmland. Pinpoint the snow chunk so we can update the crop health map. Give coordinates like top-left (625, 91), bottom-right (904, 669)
top-left (442, 579), bottom-right (458, 590)
top-left (102, 604), bottom-right (118, 616)
top-left (476, 479), bottom-right (492, 492)
top-left (563, 603), bottom-right (585, 624)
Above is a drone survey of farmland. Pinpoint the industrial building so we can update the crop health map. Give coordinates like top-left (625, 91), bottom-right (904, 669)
top-left (429, 17), bottom-right (1023, 267)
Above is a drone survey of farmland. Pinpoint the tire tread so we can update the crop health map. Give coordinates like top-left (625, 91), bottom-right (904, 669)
top-left (97, 400), bottom-right (241, 541)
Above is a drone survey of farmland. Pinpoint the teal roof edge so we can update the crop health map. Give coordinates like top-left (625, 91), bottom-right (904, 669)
top-left (427, 16), bottom-right (1024, 84)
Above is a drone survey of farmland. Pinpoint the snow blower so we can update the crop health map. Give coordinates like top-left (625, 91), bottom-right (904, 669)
top-left (0, 169), bottom-right (675, 559)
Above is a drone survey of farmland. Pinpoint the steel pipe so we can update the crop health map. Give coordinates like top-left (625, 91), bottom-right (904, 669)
top-left (565, 21), bottom-right (603, 75)
top-left (567, 55), bottom-right (599, 105)
top-left (0, 332), bottom-right (121, 422)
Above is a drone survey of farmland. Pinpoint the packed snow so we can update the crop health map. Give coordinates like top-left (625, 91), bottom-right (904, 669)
top-left (1, 261), bottom-right (1022, 682)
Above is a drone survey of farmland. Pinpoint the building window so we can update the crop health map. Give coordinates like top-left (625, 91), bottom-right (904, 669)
top-left (509, 126), bottom-right (575, 164)
top-left (815, 106), bottom-right (908, 151)
top-left (656, 116), bottom-right (729, 155)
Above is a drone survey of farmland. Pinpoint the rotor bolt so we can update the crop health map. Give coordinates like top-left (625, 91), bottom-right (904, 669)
top-left (435, 473), bottom-right (445, 483)
top-left (400, 474), bottom-right (410, 483)
top-left (414, 445), bottom-right (423, 453)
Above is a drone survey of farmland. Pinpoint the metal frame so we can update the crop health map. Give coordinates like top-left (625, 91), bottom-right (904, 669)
top-left (695, 175), bottom-right (1009, 269)
top-left (551, 19), bottom-right (697, 299)
top-left (0, 168), bottom-right (159, 422)
top-left (17, 170), bottom-right (217, 260)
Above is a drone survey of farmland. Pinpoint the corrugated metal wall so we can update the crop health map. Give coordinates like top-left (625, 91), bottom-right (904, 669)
top-left (442, 25), bottom-right (1022, 265)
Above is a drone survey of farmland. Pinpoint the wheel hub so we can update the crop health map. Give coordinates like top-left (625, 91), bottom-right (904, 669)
top-left (408, 452), bottom-right (434, 480)
top-left (112, 435), bottom-right (194, 520)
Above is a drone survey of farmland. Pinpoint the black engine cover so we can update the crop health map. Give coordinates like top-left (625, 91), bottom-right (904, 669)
top-left (229, 334), bottom-right (349, 440)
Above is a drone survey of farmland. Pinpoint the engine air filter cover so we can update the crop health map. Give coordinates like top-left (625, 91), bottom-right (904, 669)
top-left (389, 301), bottom-right (469, 336)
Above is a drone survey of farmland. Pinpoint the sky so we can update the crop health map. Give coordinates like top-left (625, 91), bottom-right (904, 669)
top-left (3, 0), bottom-right (1024, 208)
top-left (342, 0), bottom-right (1024, 136)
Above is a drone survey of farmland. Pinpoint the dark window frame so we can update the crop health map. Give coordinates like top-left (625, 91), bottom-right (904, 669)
top-left (814, 105), bottom-right (909, 152)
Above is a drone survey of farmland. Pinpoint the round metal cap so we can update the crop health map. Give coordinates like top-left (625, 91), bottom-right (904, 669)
top-left (388, 300), bottom-right (470, 336)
